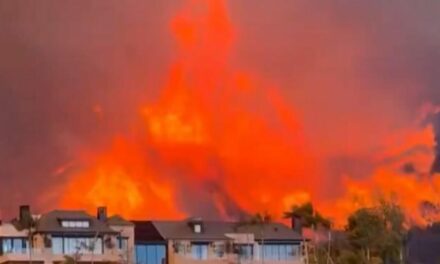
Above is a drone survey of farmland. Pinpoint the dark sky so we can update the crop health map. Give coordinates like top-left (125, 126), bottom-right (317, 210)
top-left (0, 0), bottom-right (439, 218)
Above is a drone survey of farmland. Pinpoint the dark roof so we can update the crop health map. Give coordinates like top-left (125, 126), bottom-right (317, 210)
top-left (133, 221), bottom-right (166, 242)
top-left (235, 222), bottom-right (303, 241)
top-left (107, 215), bottom-right (134, 226)
top-left (36, 210), bottom-right (117, 234)
top-left (152, 220), bottom-right (233, 241)
top-left (134, 219), bottom-right (303, 242)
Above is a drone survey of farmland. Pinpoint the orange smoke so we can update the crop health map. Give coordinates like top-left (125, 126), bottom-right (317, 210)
top-left (319, 125), bottom-right (440, 226)
top-left (60, 0), bottom-right (440, 227)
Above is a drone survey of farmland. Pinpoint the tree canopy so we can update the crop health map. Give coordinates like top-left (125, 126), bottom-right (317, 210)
top-left (285, 199), bottom-right (407, 264)
top-left (344, 199), bottom-right (406, 264)
top-left (283, 202), bottom-right (331, 229)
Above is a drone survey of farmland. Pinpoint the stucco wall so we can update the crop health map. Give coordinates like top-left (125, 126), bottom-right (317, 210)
top-left (0, 223), bottom-right (135, 264)
top-left (0, 224), bottom-right (28, 237)
top-left (166, 240), bottom-right (304, 264)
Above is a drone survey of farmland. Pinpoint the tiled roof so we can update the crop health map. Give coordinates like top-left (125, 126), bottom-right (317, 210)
top-left (152, 220), bottom-right (233, 241)
top-left (134, 219), bottom-right (303, 242)
top-left (235, 222), bottom-right (303, 241)
top-left (36, 210), bottom-right (117, 234)
top-left (107, 215), bottom-right (134, 226)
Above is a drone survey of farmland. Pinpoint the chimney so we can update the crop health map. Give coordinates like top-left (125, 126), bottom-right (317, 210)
top-left (19, 205), bottom-right (33, 228)
top-left (97, 206), bottom-right (107, 221)
top-left (291, 215), bottom-right (303, 235)
top-left (19, 205), bottom-right (31, 221)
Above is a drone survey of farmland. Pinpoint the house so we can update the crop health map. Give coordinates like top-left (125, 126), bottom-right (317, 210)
top-left (0, 220), bottom-right (30, 264)
top-left (133, 218), bottom-right (304, 264)
top-left (0, 206), bottom-right (134, 264)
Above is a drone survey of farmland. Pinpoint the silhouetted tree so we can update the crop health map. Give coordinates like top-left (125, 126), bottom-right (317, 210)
top-left (345, 199), bottom-right (406, 264)
top-left (284, 202), bottom-right (331, 229)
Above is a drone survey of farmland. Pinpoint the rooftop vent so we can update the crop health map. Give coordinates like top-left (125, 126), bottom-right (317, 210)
top-left (187, 217), bottom-right (204, 233)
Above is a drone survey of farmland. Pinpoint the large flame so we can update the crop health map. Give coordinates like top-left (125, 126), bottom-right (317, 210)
top-left (60, 0), bottom-right (440, 227)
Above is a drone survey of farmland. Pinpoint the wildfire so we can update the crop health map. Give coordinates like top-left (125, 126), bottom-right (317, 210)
top-left (59, 0), bottom-right (440, 227)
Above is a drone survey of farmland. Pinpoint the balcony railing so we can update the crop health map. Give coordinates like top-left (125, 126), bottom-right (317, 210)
top-left (3, 248), bottom-right (42, 254)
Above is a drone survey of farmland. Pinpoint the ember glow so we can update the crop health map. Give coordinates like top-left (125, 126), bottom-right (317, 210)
top-left (48, 0), bottom-right (440, 226)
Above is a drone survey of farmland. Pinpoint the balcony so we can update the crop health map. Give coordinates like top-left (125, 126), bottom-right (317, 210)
top-left (0, 248), bottom-right (121, 264)
top-left (0, 248), bottom-right (45, 262)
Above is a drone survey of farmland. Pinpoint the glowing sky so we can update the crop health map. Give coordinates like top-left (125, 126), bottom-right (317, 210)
top-left (1, 0), bottom-right (440, 225)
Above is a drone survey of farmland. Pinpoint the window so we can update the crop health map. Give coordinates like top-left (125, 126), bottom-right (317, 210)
top-left (260, 244), bottom-right (300, 261)
top-left (52, 237), bottom-right (103, 255)
top-left (1, 238), bottom-right (27, 254)
top-left (194, 224), bottom-right (201, 233)
top-left (2, 239), bottom-right (12, 254)
top-left (118, 237), bottom-right (129, 251)
top-left (60, 220), bottom-right (90, 228)
top-left (173, 241), bottom-right (186, 254)
top-left (135, 244), bottom-right (166, 264)
top-left (94, 238), bottom-right (103, 254)
top-left (52, 237), bottom-right (63, 254)
top-left (237, 244), bottom-right (253, 260)
top-left (191, 243), bottom-right (208, 260)
top-left (287, 245), bottom-right (299, 260)
top-left (214, 242), bottom-right (225, 258)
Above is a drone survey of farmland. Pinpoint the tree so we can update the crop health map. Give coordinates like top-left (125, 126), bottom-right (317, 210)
top-left (336, 250), bottom-right (365, 264)
top-left (284, 202), bottom-right (333, 264)
top-left (377, 200), bottom-right (405, 264)
top-left (27, 222), bottom-right (36, 264)
top-left (346, 208), bottom-right (384, 262)
top-left (83, 231), bottom-right (101, 264)
top-left (345, 199), bottom-right (406, 264)
top-left (284, 202), bottom-right (331, 229)
top-left (14, 208), bottom-right (36, 264)
top-left (62, 256), bottom-right (76, 264)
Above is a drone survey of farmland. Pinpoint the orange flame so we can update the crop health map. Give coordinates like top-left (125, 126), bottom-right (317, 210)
top-left (60, 0), bottom-right (440, 227)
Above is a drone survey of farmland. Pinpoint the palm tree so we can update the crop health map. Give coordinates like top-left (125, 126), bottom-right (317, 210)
top-left (27, 223), bottom-right (36, 264)
top-left (283, 202), bottom-right (331, 230)
top-left (13, 206), bottom-right (36, 264)
top-left (17, 211), bottom-right (36, 264)
top-left (284, 202), bottom-right (332, 264)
